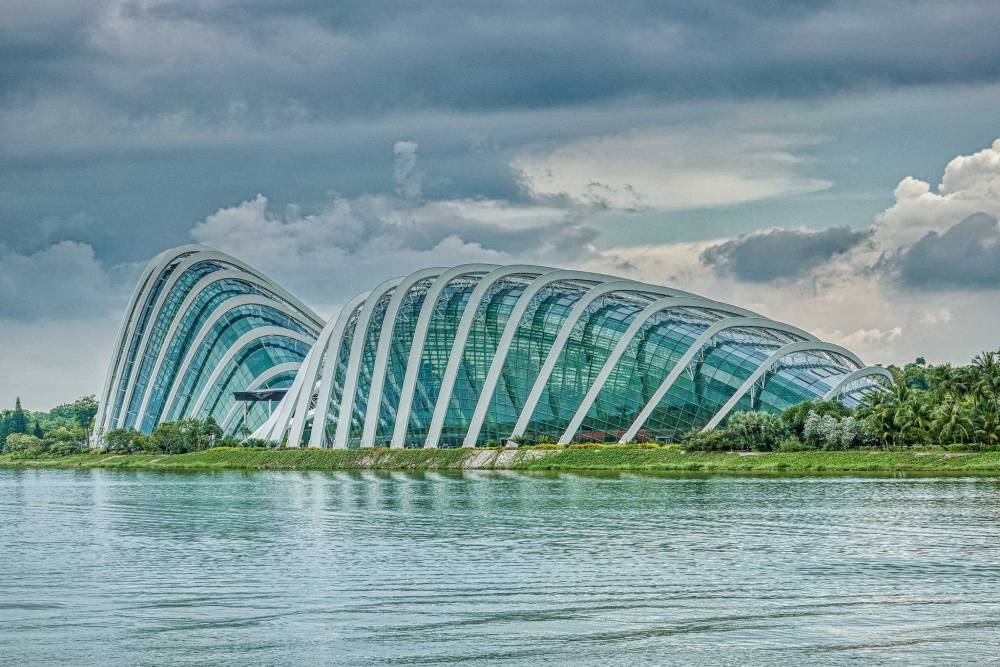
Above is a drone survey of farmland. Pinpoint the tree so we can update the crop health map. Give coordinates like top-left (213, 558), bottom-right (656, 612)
top-left (782, 399), bottom-right (850, 437)
top-left (32, 420), bottom-right (43, 439)
top-left (893, 395), bottom-right (933, 446)
top-left (973, 402), bottom-right (1000, 447)
top-left (931, 402), bottom-right (973, 446)
top-left (4, 433), bottom-right (43, 454)
top-left (71, 395), bottom-right (99, 442)
top-left (726, 411), bottom-right (788, 452)
top-left (11, 397), bottom-right (28, 435)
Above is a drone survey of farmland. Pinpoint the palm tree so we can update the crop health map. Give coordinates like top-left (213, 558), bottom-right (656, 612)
top-left (894, 395), bottom-right (933, 447)
top-left (972, 352), bottom-right (1000, 409)
top-left (931, 402), bottom-right (973, 446)
top-left (973, 402), bottom-right (1000, 447)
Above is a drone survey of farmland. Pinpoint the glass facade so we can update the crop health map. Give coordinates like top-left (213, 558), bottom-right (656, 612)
top-left (101, 249), bottom-right (891, 447)
top-left (97, 248), bottom-right (321, 437)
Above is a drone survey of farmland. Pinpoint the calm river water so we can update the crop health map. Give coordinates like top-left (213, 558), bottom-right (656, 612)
top-left (2, 469), bottom-right (1000, 665)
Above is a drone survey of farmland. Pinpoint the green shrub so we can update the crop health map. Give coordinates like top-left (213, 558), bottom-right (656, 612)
top-left (777, 435), bottom-right (814, 452)
top-left (679, 428), bottom-right (733, 451)
top-left (726, 411), bottom-right (789, 452)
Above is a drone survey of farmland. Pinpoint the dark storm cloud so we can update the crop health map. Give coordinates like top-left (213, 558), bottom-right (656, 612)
top-left (700, 226), bottom-right (870, 282)
top-left (5, 1), bottom-right (1000, 116)
top-left (2, 0), bottom-right (1000, 265)
top-left (893, 213), bottom-right (1000, 290)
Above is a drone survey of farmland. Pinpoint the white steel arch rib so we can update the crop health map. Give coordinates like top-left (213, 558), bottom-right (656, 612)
top-left (557, 297), bottom-right (756, 444)
top-left (253, 332), bottom-right (324, 443)
top-left (508, 280), bottom-right (691, 440)
top-left (94, 245), bottom-right (171, 432)
top-left (702, 341), bottom-right (864, 431)
top-left (305, 294), bottom-right (373, 447)
top-left (390, 264), bottom-right (499, 448)
top-left (422, 264), bottom-right (552, 448)
top-left (220, 362), bottom-right (301, 432)
top-left (96, 244), bottom-right (207, 435)
top-left (617, 317), bottom-right (816, 444)
top-left (462, 269), bottom-right (621, 447)
top-left (822, 366), bottom-right (894, 400)
top-left (116, 250), bottom-right (320, 423)
top-left (107, 248), bottom-right (321, 433)
top-left (324, 277), bottom-right (403, 448)
top-left (131, 271), bottom-right (320, 429)
top-left (188, 327), bottom-right (314, 418)
top-left (360, 268), bottom-right (445, 447)
top-left (156, 295), bottom-right (314, 427)
top-left (281, 291), bottom-right (370, 448)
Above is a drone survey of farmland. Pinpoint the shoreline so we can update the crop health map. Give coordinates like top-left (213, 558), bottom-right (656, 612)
top-left (3, 446), bottom-right (1000, 476)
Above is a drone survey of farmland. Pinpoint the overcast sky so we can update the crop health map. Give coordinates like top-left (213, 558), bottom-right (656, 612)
top-left (2, 0), bottom-right (1000, 408)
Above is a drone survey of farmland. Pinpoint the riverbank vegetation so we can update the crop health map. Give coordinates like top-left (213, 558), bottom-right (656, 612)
top-left (5, 446), bottom-right (1000, 475)
top-left (3, 349), bottom-right (997, 469)
top-left (679, 351), bottom-right (1000, 453)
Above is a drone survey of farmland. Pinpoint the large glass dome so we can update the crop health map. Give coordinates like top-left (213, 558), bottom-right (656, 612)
top-left (98, 247), bottom-right (892, 447)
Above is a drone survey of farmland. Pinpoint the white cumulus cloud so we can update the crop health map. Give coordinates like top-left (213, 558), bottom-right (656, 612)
top-left (513, 129), bottom-right (831, 211)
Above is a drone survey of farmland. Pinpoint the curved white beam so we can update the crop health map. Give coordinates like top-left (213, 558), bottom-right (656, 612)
top-left (390, 264), bottom-right (499, 448)
top-left (252, 332), bottom-right (326, 443)
top-left (281, 291), bottom-right (370, 448)
top-left (557, 297), bottom-right (755, 444)
top-left (96, 244), bottom-right (207, 435)
top-left (462, 269), bottom-right (621, 447)
top-left (822, 366), bottom-right (895, 400)
top-left (701, 341), bottom-right (864, 431)
top-left (360, 268), bottom-right (445, 447)
top-left (304, 294), bottom-right (373, 447)
top-left (326, 277), bottom-right (403, 448)
top-left (422, 264), bottom-right (552, 447)
top-left (220, 362), bottom-right (301, 432)
top-left (617, 317), bottom-right (816, 443)
top-left (95, 246), bottom-right (175, 433)
top-left (188, 326), bottom-right (314, 418)
top-left (116, 250), bottom-right (321, 428)
top-left (156, 294), bottom-right (313, 426)
top-left (131, 270), bottom-right (320, 430)
top-left (102, 246), bottom-right (321, 434)
top-left (508, 281), bottom-right (688, 439)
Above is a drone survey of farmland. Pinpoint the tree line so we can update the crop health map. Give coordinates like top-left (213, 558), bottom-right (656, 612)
top-left (0, 395), bottom-right (98, 457)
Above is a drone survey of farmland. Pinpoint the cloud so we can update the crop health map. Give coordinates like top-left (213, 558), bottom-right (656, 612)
top-left (190, 191), bottom-right (603, 314)
top-left (0, 241), bottom-right (124, 320)
top-left (873, 139), bottom-right (1000, 250)
top-left (0, 240), bottom-right (129, 408)
top-left (588, 138), bottom-right (1000, 366)
top-left (514, 130), bottom-right (830, 211)
top-left (700, 226), bottom-right (869, 282)
top-left (891, 213), bottom-right (1000, 289)
top-left (393, 140), bottom-right (422, 199)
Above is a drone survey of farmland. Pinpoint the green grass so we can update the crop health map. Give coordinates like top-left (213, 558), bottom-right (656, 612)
top-left (3, 446), bottom-right (1000, 475)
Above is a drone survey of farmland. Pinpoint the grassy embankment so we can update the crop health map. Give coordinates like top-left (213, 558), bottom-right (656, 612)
top-left (4, 446), bottom-right (1000, 474)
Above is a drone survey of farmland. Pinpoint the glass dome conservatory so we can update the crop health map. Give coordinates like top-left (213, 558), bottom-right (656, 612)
top-left (98, 247), bottom-right (892, 447)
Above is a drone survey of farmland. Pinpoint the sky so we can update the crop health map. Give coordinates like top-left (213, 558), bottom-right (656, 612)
top-left (2, 0), bottom-right (1000, 409)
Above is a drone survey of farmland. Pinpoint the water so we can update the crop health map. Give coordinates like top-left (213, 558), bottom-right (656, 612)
top-left (2, 469), bottom-right (1000, 665)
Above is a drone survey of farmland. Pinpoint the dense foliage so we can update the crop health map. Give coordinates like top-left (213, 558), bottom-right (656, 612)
top-left (104, 418), bottom-right (244, 454)
top-left (681, 349), bottom-right (1000, 452)
top-left (0, 395), bottom-right (98, 457)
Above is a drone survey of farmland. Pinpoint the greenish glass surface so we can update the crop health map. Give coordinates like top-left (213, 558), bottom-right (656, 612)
top-left (375, 280), bottom-right (434, 443)
top-left (438, 277), bottom-right (534, 446)
top-left (404, 277), bottom-right (483, 446)
top-left (479, 282), bottom-right (593, 443)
